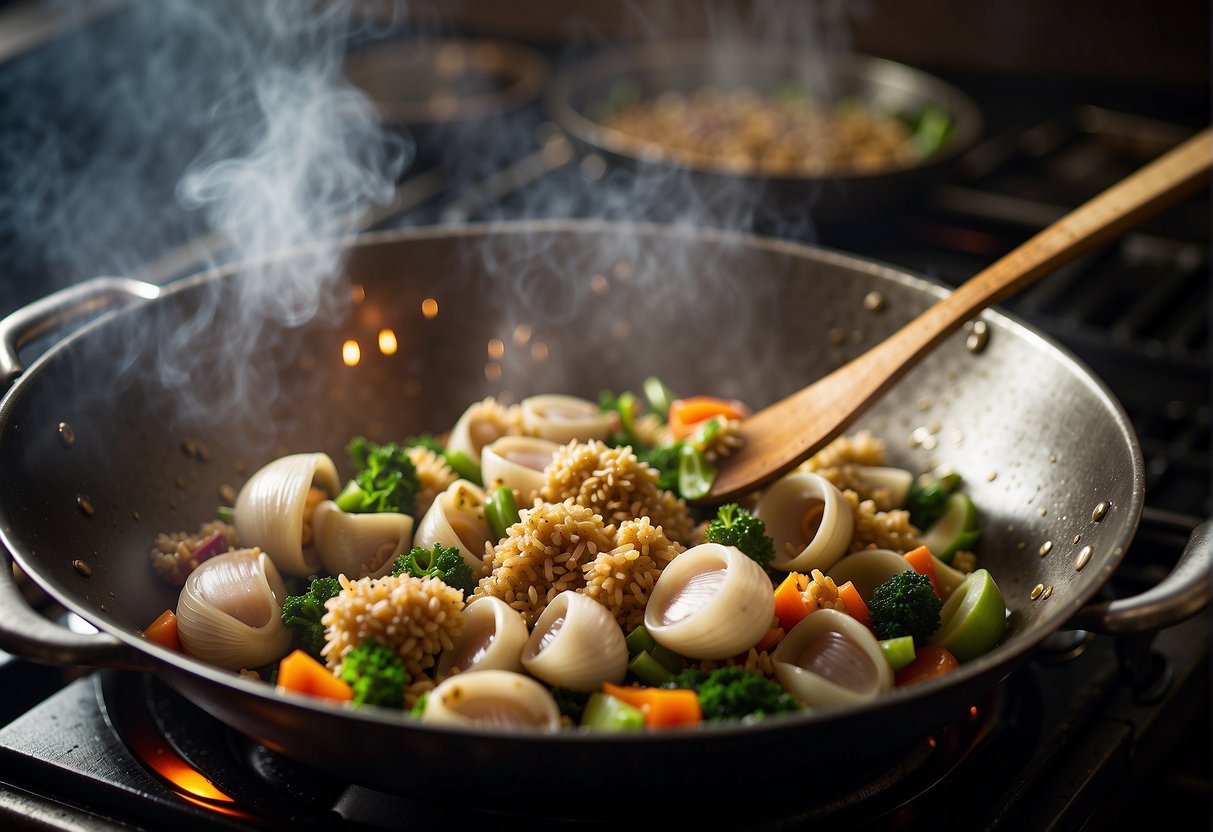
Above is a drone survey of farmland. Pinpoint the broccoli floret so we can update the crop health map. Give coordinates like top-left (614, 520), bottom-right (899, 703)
top-left (403, 433), bottom-right (444, 454)
top-left (638, 442), bottom-right (683, 493)
top-left (599, 389), bottom-right (643, 449)
top-left (408, 693), bottom-right (428, 718)
top-left (342, 436), bottom-right (421, 515)
top-left (280, 576), bottom-right (342, 657)
top-left (905, 474), bottom-right (960, 530)
top-left (550, 686), bottom-right (590, 723)
top-left (704, 503), bottom-right (775, 568)
top-left (663, 667), bottom-right (799, 722)
top-left (391, 543), bottom-right (476, 598)
top-left (868, 570), bottom-right (943, 641)
top-left (339, 638), bottom-right (408, 707)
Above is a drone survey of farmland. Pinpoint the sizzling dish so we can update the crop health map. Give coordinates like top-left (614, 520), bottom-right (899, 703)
top-left (146, 381), bottom-right (1004, 730)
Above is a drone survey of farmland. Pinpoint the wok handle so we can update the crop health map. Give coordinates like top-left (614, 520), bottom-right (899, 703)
top-left (1069, 519), bottom-right (1212, 635)
top-left (0, 552), bottom-right (139, 667)
top-left (0, 276), bottom-right (160, 393)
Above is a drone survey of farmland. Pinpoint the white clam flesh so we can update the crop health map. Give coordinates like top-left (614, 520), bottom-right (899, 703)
top-left (521, 591), bottom-right (628, 692)
top-left (480, 436), bottom-right (560, 504)
top-left (772, 608), bottom-right (891, 708)
top-left (756, 472), bottom-right (853, 574)
top-left (827, 549), bottom-right (913, 601)
top-left (437, 596), bottom-right (530, 676)
top-left (234, 453), bottom-right (340, 577)
top-left (519, 394), bottom-right (611, 444)
top-left (414, 479), bottom-right (493, 572)
top-left (643, 542), bottom-right (774, 660)
top-left (311, 500), bottom-right (413, 580)
top-left (176, 549), bottom-right (292, 670)
top-left (422, 669), bottom-right (561, 731)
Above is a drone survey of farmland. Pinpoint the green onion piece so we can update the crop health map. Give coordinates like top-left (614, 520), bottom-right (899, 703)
top-left (649, 644), bottom-right (683, 675)
top-left (879, 636), bottom-right (917, 671)
top-left (628, 651), bottom-right (674, 686)
top-left (914, 104), bottom-right (953, 155)
top-left (642, 376), bottom-right (677, 420)
top-left (581, 692), bottom-right (645, 731)
top-left (215, 505), bottom-right (235, 524)
top-left (625, 624), bottom-right (659, 656)
top-left (444, 450), bottom-right (482, 486)
top-left (486, 487), bottom-right (520, 542)
top-left (334, 480), bottom-right (369, 513)
top-left (677, 443), bottom-right (716, 501)
top-left (617, 391), bottom-right (638, 440)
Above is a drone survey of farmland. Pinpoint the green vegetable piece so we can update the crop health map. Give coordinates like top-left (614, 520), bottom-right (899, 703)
top-left (215, 505), bottom-right (235, 524)
top-left (340, 638), bottom-right (408, 707)
top-left (663, 667), bottom-right (799, 722)
top-left (625, 624), bottom-right (659, 656)
top-left (345, 436), bottom-right (421, 515)
top-left (629, 650), bottom-right (674, 685)
top-left (703, 503), bottom-right (775, 569)
top-left (407, 693), bottom-right (428, 718)
top-left (581, 692), bottom-right (645, 731)
top-left (639, 442), bottom-right (683, 492)
top-left (280, 576), bottom-right (342, 657)
top-left (649, 644), bottom-right (683, 675)
top-left (905, 475), bottom-right (959, 530)
top-left (391, 543), bottom-right (476, 598)
top-left (486, 486), bottom-right (520, 542)
top-left (599, 389), bottom-right (643, 449)
top-left (550, 687), bottom-right (590, 722)
top-left (642, 376), bottom-right (677, 421)
top-left (868, 570), bottom-right (943, 642)
top-left (913, 104), bottom-right (953, 155)
top-left (403, 433), bottom-right (444, 454)
top-left (443, 449), bottom-right (482, 486)
top-left (879, 636), bottom-right (917, 671)
top-left (920, 493), bottom-right (980, 563)
top-left (677, 443), bottom-right (716, 501)
top-left (334, 479), bottom-right (370, 513)
top-left (930, 568), bottom-right (1006, 662)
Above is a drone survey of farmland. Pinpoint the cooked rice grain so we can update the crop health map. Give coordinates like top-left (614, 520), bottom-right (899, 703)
top-left (150, 519), bottom-right (238, 587)
top-left (844, 490), bottom-right (921, 553)
top-left (409, 446), bottom-right (458, 517)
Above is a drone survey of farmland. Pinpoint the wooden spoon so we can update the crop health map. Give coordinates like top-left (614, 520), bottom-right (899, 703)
top-left (704, 126), bottom-right (1211, 503)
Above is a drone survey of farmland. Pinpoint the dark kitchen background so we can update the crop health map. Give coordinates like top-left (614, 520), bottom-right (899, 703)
top-left (0, 0), bottom-right (1208, 829)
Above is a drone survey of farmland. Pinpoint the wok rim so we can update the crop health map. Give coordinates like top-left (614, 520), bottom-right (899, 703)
top-left (546, 42), bottom-right (985, 185)
top-left (0, 219), bottom-right (1144, 743)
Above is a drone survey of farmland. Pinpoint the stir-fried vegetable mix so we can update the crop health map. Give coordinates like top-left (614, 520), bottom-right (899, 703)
top-left (148, 379), bottom-right (1005, 730)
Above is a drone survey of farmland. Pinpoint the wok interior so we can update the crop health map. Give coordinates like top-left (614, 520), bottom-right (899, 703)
top-left (1, 224), bottom-right (1140, 701)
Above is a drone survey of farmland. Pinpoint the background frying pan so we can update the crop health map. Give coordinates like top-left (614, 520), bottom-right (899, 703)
top-left (0, 222), bottom-right (1207, 808)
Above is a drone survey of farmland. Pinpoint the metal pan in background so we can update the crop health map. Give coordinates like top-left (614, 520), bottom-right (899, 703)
top-left (0, 222), bottom-right (1207, 810)
top-left (547, 42), bottom-right (984, 223)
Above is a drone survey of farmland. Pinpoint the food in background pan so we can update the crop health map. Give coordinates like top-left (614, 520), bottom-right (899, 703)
top-left (594, 83), bottom-right (952, 176)
top-left (145, 378), bottom-right (1003, 731)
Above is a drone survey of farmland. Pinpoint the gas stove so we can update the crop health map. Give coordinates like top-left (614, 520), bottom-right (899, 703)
top-left (0, 11), bottom-right (1208, 832)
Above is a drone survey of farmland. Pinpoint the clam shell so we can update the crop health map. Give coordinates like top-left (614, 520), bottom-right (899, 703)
top-left (312, 500), bottom-right (413, 580)
top-left (437, 596), bottom-right (530, 676)
top-left (521, 591), bottom-right (628, 692)
top-left (234, 453), bottom-right (340, 577)
top-left (480, 436), bottom-right (560, 504)
top-left (422, 669), bottom-right (561, 731)
top-left (827, 549), bottom-right (913, 601)
top-left (772, 608), bottom-right (891, 708)
top-left (756, 472), bottom-right (853, 573)
top-left (176, 550), bottom-right (292, 670)
top-left (414, 479), bottom-right (492, 573)
top-left (519, 394), bottom-right (611, 444)
top-left (643, 542), bottom-right (774, 660)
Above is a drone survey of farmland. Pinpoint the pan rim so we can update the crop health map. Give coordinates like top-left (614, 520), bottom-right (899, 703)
top-left (0, 219), bottom-right (1145, 741)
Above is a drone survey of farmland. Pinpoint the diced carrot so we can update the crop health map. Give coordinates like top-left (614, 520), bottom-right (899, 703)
top-left (894, 645), bottom-right (959, 686)
top-left (753, 626), bottom-right (785, 653)
top-left (276, 649), bottom-right (353, 703)
top-left (144, 609), bottom-right (181, 652)
top-left (773, 572), bottom-right (811, 631)
top-left (904, 545), bottom-right (944, 599)
top-left (667, 396), bottom-right (750, 441)
top-left (602, 682), bottom-right (702, 727)
top-left (838, 581), bottom-right (873, 632)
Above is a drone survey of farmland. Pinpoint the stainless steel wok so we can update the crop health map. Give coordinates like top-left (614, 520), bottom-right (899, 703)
top-left (0, 222), bottom-right (1207, 808)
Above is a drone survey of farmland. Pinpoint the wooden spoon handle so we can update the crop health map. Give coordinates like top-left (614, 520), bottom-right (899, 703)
top-left (708, 127), bottom-right (1210, 502)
